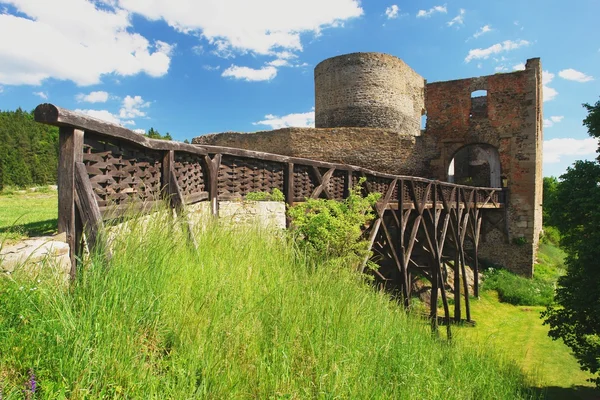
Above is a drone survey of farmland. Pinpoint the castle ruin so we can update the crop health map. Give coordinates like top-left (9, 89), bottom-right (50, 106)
top-left (193, 52), bottom-right (543, 277)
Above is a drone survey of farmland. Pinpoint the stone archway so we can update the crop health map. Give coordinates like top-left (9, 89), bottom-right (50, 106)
top-left (448, 144), bottom-right (501, 188)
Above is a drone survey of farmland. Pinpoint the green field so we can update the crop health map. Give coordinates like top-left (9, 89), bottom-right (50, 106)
top-left (0, 188), bottom-right (57, 242)
top-left (1, 193), bottom-right (598, 398)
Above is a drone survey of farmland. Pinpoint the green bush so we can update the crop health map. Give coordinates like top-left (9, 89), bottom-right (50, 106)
top-left (287, 178), bottom-right (380, 269)
top-left (483, 268), bottom-right (555, 306)
top-left (245, 188), bottom-right (284, 201)
top-left (540, 226), bottom-right (561, 247)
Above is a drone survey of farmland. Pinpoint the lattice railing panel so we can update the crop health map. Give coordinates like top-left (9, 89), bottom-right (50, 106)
top-left (83, 133), bottom-right (162, 211)
top-left (218, 156), bottom-right (285, 198)
top-left (174, 153), bottom-right (206, 203)
top-left (327, 170), bottom-right (346, 200)
top-left (293, 165), bottom-right (317, 201)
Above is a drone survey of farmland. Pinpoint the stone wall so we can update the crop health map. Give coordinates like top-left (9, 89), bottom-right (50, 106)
top-left (315, 52), bottom-right (425, 136)
top-left (194, 127), bottom-right (437, 176)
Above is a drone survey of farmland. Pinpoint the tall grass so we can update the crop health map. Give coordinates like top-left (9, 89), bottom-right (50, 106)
top-left (1, 209), bottom-right (537, 398)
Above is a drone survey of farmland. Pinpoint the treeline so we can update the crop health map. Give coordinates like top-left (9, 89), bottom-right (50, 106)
top-left (0, 108), bottom-right (174, 190)
top-left (0, 108), bottom-right (59, 190)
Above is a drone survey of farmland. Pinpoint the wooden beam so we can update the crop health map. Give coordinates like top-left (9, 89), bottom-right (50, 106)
top-left (74, 162), bottom-right (107, 256)
top-left (58, 127), bottom-right (84, 280)
top-left (203, 154), bottom-right (221, 217)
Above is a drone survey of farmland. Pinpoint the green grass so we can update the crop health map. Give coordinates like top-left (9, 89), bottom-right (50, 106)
top-left (0, 211), bottom-right (536, 399)
top-left (456, 241), bottom-right (600, 399)
top-left (0, 188), bottom-right (57, 242)
top-left (481, 243), bottom-right (566, 307)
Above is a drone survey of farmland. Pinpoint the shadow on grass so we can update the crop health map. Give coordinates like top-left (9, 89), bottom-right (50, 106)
top-left (534, 385), bottom-right (600, 400)
top-left (0, 218), bottom-right (58, 238)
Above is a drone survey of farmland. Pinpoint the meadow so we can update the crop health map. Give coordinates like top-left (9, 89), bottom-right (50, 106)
top-left (0, 191), bottom-right (598, 399)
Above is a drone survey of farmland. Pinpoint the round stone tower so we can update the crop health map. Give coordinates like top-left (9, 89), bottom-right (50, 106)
top-left (314, 52), bottom-right (426, 136)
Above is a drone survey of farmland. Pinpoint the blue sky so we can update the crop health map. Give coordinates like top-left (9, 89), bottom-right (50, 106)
top-left (0, 0), bottom-right (598, 178)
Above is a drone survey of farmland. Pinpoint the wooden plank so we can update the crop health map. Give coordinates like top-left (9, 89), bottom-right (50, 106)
top-left (310, 167), bottom-right (335, 199)
top-left (74, 162), bottom-right (106, 255)
top-left (58, 127), bottom-right (84, 280)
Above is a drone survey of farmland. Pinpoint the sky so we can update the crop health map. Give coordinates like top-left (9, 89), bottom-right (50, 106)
top-left (0, 0), bottom-right (598, 178)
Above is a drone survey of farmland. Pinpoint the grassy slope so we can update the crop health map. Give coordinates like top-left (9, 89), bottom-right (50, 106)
top-left (455, 242), bottom-right (599, 400)
top-left (0, 213), bottom-right (535, 399)
top-left (0, 189), bottom-right (57, 242)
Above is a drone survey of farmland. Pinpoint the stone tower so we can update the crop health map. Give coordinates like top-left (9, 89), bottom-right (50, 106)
top-left (315, 52), bottom-right (425, 136)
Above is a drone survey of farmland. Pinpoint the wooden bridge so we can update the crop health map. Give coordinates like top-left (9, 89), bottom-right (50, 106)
top-left (35, 103), bottom-right (507, 335)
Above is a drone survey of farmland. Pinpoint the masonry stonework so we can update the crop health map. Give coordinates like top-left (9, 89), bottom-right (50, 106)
top-left (193, 52), bottom-right (543, 277)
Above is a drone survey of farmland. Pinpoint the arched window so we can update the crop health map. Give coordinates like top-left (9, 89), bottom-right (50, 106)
top-left (448, 144), bottom-right (501, 187)
top-left (470, 90), bottom-right (488, 118)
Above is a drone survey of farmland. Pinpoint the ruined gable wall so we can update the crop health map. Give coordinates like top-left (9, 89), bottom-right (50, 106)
top-left (423, 59), bottom-right (543, 276)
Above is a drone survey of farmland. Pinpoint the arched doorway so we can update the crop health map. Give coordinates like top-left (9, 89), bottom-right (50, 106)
top-left (448, 144), bottom-right (501, 188)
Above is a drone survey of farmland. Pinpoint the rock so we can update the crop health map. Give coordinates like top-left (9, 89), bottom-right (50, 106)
top-left (0, 237), bottom-right (71, 279)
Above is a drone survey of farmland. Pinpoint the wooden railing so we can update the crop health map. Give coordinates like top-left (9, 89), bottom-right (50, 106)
top-left (34, 103), bottom-right (505, 280)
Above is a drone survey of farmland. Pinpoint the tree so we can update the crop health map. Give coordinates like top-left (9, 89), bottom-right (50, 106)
top-left (542, 176), bottom-right (560, 228)
top-left (542, 99), bottom-right (600, 387)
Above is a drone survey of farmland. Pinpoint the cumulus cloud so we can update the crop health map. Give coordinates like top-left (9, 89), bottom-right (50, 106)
top-left (558, 68), bottom-right (594, 82)
top-left (385, 5), bottom-right (399, 19)
top-left (0, 86), bottom-right (4, 93)
top-left (115, 0), bottom-right (362, 56)
top-left (119, 95), bottom-right (150, 118)
top-left (447, 9), bottom-right (465, 27)
top-left (0, 1), bottom-right (173, 86)
top-left (74, 109), bottom-right (122, 125)
top-left (76, 91), bottom-right (109, 103)
top-left (253, 110), bottom-right (315, 129)
top-left (544, 138), bottom-right (598, 163)
top-left (512, 63), bottom-right (526, 71)
top-left (543, 116), bottom-right (564, 128)
top-left (33, 91), bottom-right (48, 100)
top-left (543, 71), bottom-right (558, 102)
top-left (465, 39), bottom-right (529, 63)
top-left (222, 65), bottom-right (277, 82)
top-left (473, 25), bottom-right (491, 38)
top-left (74, 94), bottom-right (150, 127)
top-left (417, 5), bottom-right (447, 18)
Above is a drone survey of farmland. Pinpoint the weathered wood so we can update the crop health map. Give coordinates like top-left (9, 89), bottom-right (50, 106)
top-left (58, 127), bottom-right (84, 280)
top-left (74, 162), bottom-right (105, 253)
top-left (310, 167), bottom-right (335, 199)
top-left (203, 154), bottom-right (221, 217)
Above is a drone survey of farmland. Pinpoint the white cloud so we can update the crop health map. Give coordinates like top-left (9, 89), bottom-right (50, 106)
top-left (267, 59), bottom-right (290, 67)
top-left (0, 1), bottom-right (173, 86)
top-left (543, 115), bottom-right (564, 128)
top-left (543, 71), bottom-right (558, 102)
top-left (0, 85), bottom-right (3, 93)
top-left (222, 65), bottom-right (277, 82)
top-left (202, 65), bottom-right (221, 71)
top-left (33, 91), bottom-right (48, 100)
top-left (558, 68), bottom-right (594, 83)
top-left (465, 39), bottom-right (529, 63)
top-left (133, 128), bottom-right (146, 134)
top-left (385, 5), bottom-right (399, 19)
top-left (544, 138), bottom-right (598, 163)
top-left (512, 63), bottom-right (526, 71)
top-left (76, 90), bottom-right (109, 103)
top-left (254, 110), bottom-right (315, 129)
top-left (495, 65), bottom-right (508, 72)
top-left (115, 0), bottom-right (362, 57)
top-left (119, 95), bottom-right (150, 118)
top-left (75, 109), bottom-right (122, 125)
top-left (417, 5), bottom-right (447, 18)
top-left (447, 9), bottom-right (465, 27)
top-left (473, 25), bottom-right (491, 38)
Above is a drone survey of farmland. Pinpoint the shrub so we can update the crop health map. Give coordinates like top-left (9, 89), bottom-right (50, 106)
top-left (287, 178), bottom-right (380, 269)
top-left (245, 188), bottom-right (284, 202)
top-left (540, 226), bottom-right (561, 247)
top-left (483, 268), bottom-right (555, 306)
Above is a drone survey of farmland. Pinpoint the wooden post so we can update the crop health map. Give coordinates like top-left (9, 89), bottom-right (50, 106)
top-left (58, 127), bottom-right (84, 280)
top-left (284, 163), bottom-right (294, 228)
top-left (203, 154), bottom-right (222, 217)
